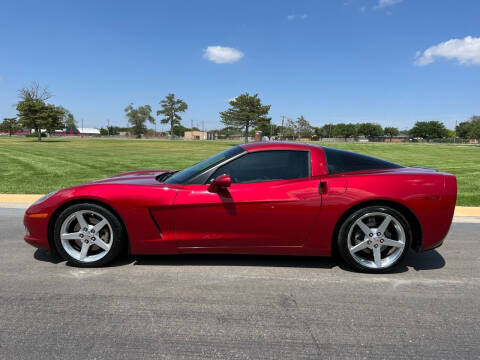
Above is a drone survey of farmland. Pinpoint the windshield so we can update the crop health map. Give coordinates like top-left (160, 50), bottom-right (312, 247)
top-left (164, 145), bottom-right (245, 184)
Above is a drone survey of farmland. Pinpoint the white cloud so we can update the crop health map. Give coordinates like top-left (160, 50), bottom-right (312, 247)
top-left (203, 46), bottom-right (244, 64)
top-left (374, 0), bottom-right (403, 9)
top-left (287, 14), bottom-right (308, 21)
top-left (414, 36), bottom-right (480, 66)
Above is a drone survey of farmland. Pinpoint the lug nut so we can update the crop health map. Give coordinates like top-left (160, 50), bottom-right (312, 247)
top-left (367, 240), bottom-right (372, 244)
top-left (79, 234), bottom-right (84, 238)
top-left (369, 233), bottom-right (373, 237)
top-left (380, 239), bottom-right (384, 243)
top-left (83, 227), bottom-right (88, 231)
top-left (91, 237), bottom-right (96, 241)
top-left (374, 244), bottom-right (378, 248)
top-left (85, 239), bottom-right (89, 244)
top-left (377, 232), bottom-right (381, 236)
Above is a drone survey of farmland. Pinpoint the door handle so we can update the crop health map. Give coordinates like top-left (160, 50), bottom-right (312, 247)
top-left (320, 181), bottom-right (328, 195)
top-left (320, 180), bottom-right (348, 195)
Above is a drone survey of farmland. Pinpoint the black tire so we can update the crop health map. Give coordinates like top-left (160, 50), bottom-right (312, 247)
top-left (53, 203), bottom-right (125, 267)
top-left (337, 205), bottom-right (412, 273)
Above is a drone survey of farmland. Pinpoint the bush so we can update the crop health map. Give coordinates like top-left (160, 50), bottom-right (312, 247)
top-left (26, 132), bottom-right (47, 138)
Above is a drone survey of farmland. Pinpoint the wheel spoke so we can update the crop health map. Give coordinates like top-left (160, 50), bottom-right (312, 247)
top-left (76, 213), bottom-right (88, 229)
top-left (378, 215), bottom-right (392, 234)
top-left (355, 219), bottom-right (372, 236)
top-left (94, 238), bottom-right (110, 251)
top-left (350, 240), bottom-right (369, 254)
top-left (79, 242), bottom-right (89, 260)
top-left (373, 246), bottom-right (382, 267)
top-left (382, 238), bottom-right (404, 248)
top-left (93, 219), bottom-right (107, 233)
top-left (60, 232), bottom-right (81, 241)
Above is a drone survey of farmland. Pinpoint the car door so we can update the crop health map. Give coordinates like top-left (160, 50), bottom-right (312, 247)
top-left (173, 150), bottom-right (323, 249)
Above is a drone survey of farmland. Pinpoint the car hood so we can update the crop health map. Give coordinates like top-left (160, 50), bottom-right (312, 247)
top-left (90, 170), bottom-right (173, 186)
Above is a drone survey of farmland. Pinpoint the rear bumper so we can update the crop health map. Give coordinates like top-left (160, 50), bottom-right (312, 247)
top-left (419, 174), bottom-right (457, 251)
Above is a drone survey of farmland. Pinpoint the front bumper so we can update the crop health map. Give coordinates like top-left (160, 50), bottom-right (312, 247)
top-left (23, 211), bottom-right (51, 250)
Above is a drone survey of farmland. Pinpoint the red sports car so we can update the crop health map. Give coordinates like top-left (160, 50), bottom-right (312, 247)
top-left (24, 142), bottom-right (457, 273)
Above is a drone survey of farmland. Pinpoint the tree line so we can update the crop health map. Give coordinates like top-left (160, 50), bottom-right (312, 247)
top-left (1, 83), bottom-right (479, 142)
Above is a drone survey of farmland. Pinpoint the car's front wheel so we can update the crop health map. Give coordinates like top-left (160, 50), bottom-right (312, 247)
top-left (53, 203), bottom-right (125, 267)
top-left (337, 206), bottom-right (411, 273)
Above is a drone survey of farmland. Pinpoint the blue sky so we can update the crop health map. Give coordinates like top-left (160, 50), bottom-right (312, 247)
top-left (0, 0), bottom-right (479, 131)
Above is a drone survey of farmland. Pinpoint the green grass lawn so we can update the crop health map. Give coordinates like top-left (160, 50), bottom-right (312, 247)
top-left (0, 137), bottom-right (479, 206)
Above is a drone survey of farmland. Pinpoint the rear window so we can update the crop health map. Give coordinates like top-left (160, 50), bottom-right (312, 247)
top-left (323, 147), bottom-right (402, 174)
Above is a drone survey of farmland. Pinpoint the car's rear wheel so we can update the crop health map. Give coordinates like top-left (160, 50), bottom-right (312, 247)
top-left (53, 203), bottom-right (125, 267)
top-left (337, 206), bottom-right (411, 273)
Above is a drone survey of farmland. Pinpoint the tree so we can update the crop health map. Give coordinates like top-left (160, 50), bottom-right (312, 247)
top-left (43, 104), bottom-right (66, 134)
top-left (173, 125), bottom-right (189, 137)
top-left (383, 126), bottom-right (400, 140)
top-left (255, 118), bottom-right (273, 137)
top-left (220, 93), bottom-right (271, 143)
top-left (357, 122), bottom-right (383, 138)
top-left (157, 93), bottom-right (187, 139)
top-left (16, 82), bottom-right (55, 141)
top-left (296, 115), bottom-right (313, 138)
top-left (107, 125), bottom-right (119, 135)
top-left (315, 124), bottom-right (336, 138)
top-left (124, 104), bottom-right (155, 138)
top-left (64, 111), bottom-right (77, 132)
top-left (284, 118), bottom-right (297, 139)
top-left (0, 117), bottom-right (20, 136)
top-left (335, 123), bottom-right (357, 140)
top-left (456, 116), bottom-right (480, 139)
top-left (410, 121), bottom-right (448, 140)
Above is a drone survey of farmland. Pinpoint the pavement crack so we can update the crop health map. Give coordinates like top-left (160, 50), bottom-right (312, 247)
top-left (277, 293), bottom-right (322, 356)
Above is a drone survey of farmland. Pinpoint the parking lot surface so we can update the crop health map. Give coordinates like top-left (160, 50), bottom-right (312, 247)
top-left (0, 208), bottom-right (479, 359)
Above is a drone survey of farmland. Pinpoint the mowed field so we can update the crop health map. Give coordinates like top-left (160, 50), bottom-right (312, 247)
top-left (0, 137), bottom-right (479, 206)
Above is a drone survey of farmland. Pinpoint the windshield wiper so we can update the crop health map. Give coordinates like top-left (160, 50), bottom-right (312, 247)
top-left (156, 171), bottom-right (178, 183)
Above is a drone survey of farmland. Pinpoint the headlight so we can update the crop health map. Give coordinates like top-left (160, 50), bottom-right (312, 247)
top-left (32, 191), bottom-right (58, 205)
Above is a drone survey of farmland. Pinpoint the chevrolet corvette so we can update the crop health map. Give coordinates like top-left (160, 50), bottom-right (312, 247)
top-left (23, 142), bottom-right (457, 272)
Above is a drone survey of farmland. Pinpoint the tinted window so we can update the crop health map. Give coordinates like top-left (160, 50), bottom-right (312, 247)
top-left (165, 146), bottom-right (244, 184)
top-left (323, 147), bottom-right (402, 174)
top-left (208, 150), bottom-right (310, 184)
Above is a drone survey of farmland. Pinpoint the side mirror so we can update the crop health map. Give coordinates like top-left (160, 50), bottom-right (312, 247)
top-left (208, 174), bottom-right (231, 193)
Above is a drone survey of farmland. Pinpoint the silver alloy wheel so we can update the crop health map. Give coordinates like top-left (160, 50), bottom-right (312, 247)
top-left (347, 212), bottom-right (406, 270)
top-left (59, 210), bottom-right (113, 263)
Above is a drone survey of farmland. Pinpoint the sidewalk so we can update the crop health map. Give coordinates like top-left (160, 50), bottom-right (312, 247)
top-left (1, 194), bottom-right (479, 222)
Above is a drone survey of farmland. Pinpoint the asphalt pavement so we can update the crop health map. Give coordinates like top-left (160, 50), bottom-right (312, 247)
top-left (0, 207), bottom-right (479, 359)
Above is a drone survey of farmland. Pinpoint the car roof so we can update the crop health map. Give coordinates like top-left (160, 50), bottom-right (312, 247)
top-left (240, 142), bottom-right (321, 152)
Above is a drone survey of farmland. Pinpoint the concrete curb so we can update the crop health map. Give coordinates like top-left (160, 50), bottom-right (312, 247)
top-left (454, 206), bottom-right (480, 216)
top-left (0, 194), bottom-right (43, 203)
top-left (1, 194), bottom-right (480, 216)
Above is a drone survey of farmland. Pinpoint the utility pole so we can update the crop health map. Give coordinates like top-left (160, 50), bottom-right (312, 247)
top-left (454, 119), bottom-right (457, 144)
top-left (81, 118), bottom-right (84, 138)
top-left (281, 115), bottom-right (286, 140)
top-left (202, 120), bottom-right (205, 132)
top-left (191, 119), bottom-right (193, 130)
top-left (107, 119), bottom-right (110, 136)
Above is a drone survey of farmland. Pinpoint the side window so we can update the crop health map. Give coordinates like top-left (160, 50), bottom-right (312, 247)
top-left (208, 150), bottom-right (310, 184)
